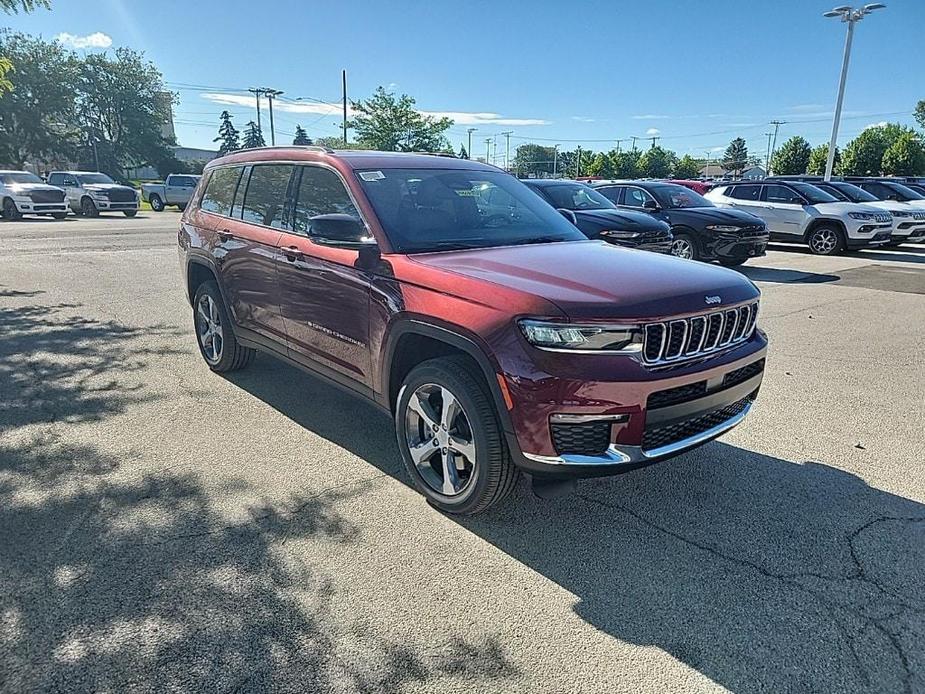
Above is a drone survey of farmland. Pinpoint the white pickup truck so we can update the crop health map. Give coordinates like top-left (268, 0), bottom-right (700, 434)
top-left (141, 174), bottom-right (200, 212)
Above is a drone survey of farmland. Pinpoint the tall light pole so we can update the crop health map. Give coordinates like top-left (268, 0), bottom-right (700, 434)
top-left (553, 144), bottom-right (559, 177)
top-left (485, 138), bottom-right (492, 164)
top-left (501, 130), bottom-right (513, 171)
top-left (822, 3), bottom-right (886, 180)
top-left (466, 128), bottom-right (477, 159)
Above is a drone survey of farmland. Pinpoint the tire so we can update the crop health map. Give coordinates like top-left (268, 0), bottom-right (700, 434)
top-left (80, 197), bottom-right (99, 218)
top-left (669, 231), bottom-right (698, 261)
top-left (123, 210), bottom-right (138, 217)
top-left (51, 212), bottom-right (68, 220)
top-left (806, 225), bottom-right (845, 256)
top-left (149, 194), bottom-right (164, 212)
top-left (2, 198), bottom-right (23, 221)
top-left (192, 280), bottom-right (254, 372)
top-left (718, 257), bottom-right (748, 267)
top-left (395, 356), bottom-right (519, 515)
top-left (176, 204), bottom-right (187, 212)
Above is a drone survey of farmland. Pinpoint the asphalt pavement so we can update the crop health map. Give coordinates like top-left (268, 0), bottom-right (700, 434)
top-left (1, 212), bottom-right (923, 693)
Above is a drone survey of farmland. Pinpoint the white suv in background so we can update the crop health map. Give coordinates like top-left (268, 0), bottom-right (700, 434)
top-left (808, 180), bottom-right (925, 247)
top-left (706, 180), bottom-right (892, 255)
top-left (0, 170), bottom-right (68, 220)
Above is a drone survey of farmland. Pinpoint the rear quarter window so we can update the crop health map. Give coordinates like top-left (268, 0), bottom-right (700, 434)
top-left (199, 167), bottom-right (242, 216)
top-left (728, 185), bottom-right (760, 201)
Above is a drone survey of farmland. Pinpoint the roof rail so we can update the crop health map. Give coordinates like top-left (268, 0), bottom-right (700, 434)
top-left (235, 145), bottom-right (336, 154)
top-left (407, 151), bottom-right (458, 158)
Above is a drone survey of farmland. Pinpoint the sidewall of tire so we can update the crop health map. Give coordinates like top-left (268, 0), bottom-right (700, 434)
top-left (672, 230), bottom-right (699, 261)
top-left (192, 280), bottom-right (253, 372)
top-left (807, 225), bottom-right (844, 255)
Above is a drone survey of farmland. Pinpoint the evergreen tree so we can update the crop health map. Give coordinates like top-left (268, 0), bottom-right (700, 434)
top-left (722, 137), bottom-right (748, 176)
top-left (458, 144), bottom-right (468, 159)
top-left (292, 125), bottom-right (312, 146)
top-left (213, 110), bottom-right (239, 156)
top-left (241, 120), bottom-right (265, 149)
top-left (769, 136), bottom-right (812, 175)
top-left (673, 154), bottom-right (701, 179)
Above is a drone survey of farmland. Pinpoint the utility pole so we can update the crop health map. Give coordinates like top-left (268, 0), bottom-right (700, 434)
top-left (501, 131), bottom-right (513, 171)
top-left (248, 88), bottom-right (263, 133)
top-left (764, 132), bottom-right (774, 173)
top-left (484, 138), bottom-right (491, 164)
top-left (466, 128), bottom-right (477, 159)
top-left (575, 146), bottom-right (582, 178)
top-left (769, 120), bottom-right (786, 173)
top-left (342, 70), bottom-right (348, 145)
top-left (704, 149), bottom-right (713, 178)
top-left (631, 136), bottom-right (638, 152)
top-left (821, 4), bottom-right (884, 181)
top-left (262, 88), bottom-right (283, 146)
top-left (649, 136), bottom-right (659, 149)
top-left (614, 138), bottom-right (625, 153)
top-left (553, 144), bottom-right (559, 177)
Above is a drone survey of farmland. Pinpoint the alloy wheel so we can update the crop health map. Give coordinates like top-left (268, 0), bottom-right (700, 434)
top-left (196, 294), bottom-right (224, 364)
top-left (2, 199), bottom-right (22, 220)
top-left (670, 238), bottom-right (694, 259)
top-left (810, 229), bottom-right (837, 254)
top-left (403, 383), bottom-right (476, 497)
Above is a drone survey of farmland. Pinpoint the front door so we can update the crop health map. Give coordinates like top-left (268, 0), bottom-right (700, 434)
top-left (275, 165), bottom-right (372, 387)
top-left (760, 184), bottom-right (807, 238)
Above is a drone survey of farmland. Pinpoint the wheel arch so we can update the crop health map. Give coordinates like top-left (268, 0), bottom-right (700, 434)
top-left (185, 256), bottom-right (220, 307)
top-left (804, 217), bottom-right (847, 241)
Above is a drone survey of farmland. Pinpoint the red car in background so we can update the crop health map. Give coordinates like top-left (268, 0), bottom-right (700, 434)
top-left (671, 179), bottom-right (715, 195)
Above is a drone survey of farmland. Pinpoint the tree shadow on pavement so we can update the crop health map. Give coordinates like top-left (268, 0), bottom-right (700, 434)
top-left (736, 266), bottom-right (841, 284)
top-left (228, 357), bottom-right (925, 693)
top-left (0, 294), bottom-right (517, 692)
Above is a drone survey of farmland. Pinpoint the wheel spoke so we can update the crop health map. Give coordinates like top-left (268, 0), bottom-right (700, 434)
top-left (409, 441), bottom-right (435, 465)
top-left (409, 392), bottom-right (439, 431)
top-left (197, 303), bottom-right (210, 326)
top-left (440, 451), bottom-right (461, 495)
top-left (208, 297), bottom-right (219, 323)
top-left (440, 387), bottom-right (459, 430)
top-left (449, 435), bottom-right (475, 464)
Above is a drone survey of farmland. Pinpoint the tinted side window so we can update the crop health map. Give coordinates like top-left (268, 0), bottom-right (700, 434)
top-left (623, 187), bottom-right (652, 207)
top-left (292, 166), bottom-right (361, 236)
top-left (762, 184), bottom-right (801, 204)
top-left (200, 167), bottom-right (242, 215)
top-left (596, 186), bottom-right (622, 204)
top-left (728, 185), bottom-right (760, 201)
top-left (241, 165), bottom-right (294, 229)
top-left (859, 182), bottom-right (888, 198)
top-left (48, 173), bottom-right (65, 186)
top-left (171, 176), bottom-right (197, 187)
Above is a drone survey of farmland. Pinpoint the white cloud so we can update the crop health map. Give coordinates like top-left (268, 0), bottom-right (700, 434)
top-left (864, 121), bottom-right (888, 130)
top-left (420, 111), bottom-right (549, 126)
top-left (54, 32), bottom-right (112, 49)
top-left (788, 103), bottom-right (825, 112)
top-left (646, 128), bottom-right (660, 136)
top-left (571, 116), bottom-right (597, 123)
top-left (632, 114), bottom-right (670, 120)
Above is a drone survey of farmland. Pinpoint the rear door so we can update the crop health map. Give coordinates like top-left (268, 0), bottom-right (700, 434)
top-left (275, 165), bottom-right (372, 387)
top-left (594, 185), bottom-right (624, 205)
top-left (760, 184), bottom-right (807, 237)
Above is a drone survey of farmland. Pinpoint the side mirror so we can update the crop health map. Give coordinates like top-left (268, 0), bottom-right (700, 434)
top-left (643, 199), bottom-right (660, 211)
top-left (310, 213), bottom-right (375, 249)
top-left (556, 208), bottom-right (578, 225)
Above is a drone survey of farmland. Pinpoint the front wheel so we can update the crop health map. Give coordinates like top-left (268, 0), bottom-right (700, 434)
top-left (80, 197), bottom-right (99, 218)
top-left (807, 226), bottom-right (844, 255)
top-left (669, 232), bottom-right (698, 261)
top-left (123, 210), bottom-right (138, 217)
top-left (718, 257), bottom-right (747, 267)
top-left (2, 198), bottom-right (23, 220)
top-left (192, 280), bottom-right (254, 372)
top-left (176, 203), bottom-right (187, 212)
top-left (149, 194), bottom-right (164, 212)
top-left (51, 212), bottom-right (68, 220)
top-left (395, 356), bottom-right (518, 515)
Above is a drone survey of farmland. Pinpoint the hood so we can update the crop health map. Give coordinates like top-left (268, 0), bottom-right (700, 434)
top-left (662, 206), bottom-right (765, 227)
top-left (575, 208), bottom-right (668, 231)
top-left (813, 201), bottom-right (887, 217)
top-left (84, 183), bottom-right (135, 192)
top-left (8, 182), bottom-right (64, 194)
top-left (408, 240), bottom-right (759, 321)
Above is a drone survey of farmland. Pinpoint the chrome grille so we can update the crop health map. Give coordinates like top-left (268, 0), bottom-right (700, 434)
top-left (874, 213), bottom-right (891, 224)
top-left (642, 302), bottom-right (758, 365)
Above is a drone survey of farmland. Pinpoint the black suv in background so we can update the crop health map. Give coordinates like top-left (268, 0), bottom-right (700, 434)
top-left (846, 177), bottom-right (925, 205)
top-left (592, 180), bottom-right (769, 266)
top-left (521, 179), bottom-right (672, 253)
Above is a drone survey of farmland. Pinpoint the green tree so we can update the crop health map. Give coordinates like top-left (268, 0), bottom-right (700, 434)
top-left (292, 124), bottom-right (312, 146)
top-left (881, 131), bottom-right (925, 175)
top-left (512, 143), bottom-right (557, 176)
top-left (213, 110), bottom-right (239, 156)
top-left (722, 137), bottom-right (748, 175)
top-left (612, 150), bottom-right (641, 179)
top-left (807, 143), bottom-right (839, 175)
top-left (75, 47), bottom-right (176, 177)
top-left (672, 154), bottom-right (701, 179)
top-left (241, 121), bottom-right (265, 149)
top-left (587, 151), bottom-right (615, 178)
top-left (348, 86), bottom-right (452, 152)
top-left (0, 31), bottom-right (78, 168)
top-left (638, 145), bottom-right (677, 178)
top-left (914, 100), bottom-right (925, 130)
top-left (457, 144), bottom-right (468, 159)
top-left (314, 135), bottom-right (360, 150)
top-left (838, 123), bottom-right (914, 176)
top-left (770, 136), bottom-right (812, 175)
top-left (0, 57), bottom-right (12, 93)
top-left (1, 0), bottom-right (50, 13)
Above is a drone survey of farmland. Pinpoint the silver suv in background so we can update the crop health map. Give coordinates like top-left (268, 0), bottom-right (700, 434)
top-left (141, 174), bottom-right (200, 212)
top-left (0, 170), bottom-right (68, 220)
top-left (47, 171), bottom-right (140, 218)
top-left (706, 180), bottom-right (892, 255)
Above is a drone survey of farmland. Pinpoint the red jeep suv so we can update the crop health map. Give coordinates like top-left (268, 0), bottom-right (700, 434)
top-left (179, 147), bottom-right (767, 514)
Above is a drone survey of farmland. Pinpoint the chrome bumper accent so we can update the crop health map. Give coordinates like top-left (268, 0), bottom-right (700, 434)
top-left (522, 402), bottom-right (752, 467)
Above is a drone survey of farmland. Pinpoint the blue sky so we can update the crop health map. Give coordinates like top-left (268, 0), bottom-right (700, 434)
top-left (5, 0), bottom-right (924, 163)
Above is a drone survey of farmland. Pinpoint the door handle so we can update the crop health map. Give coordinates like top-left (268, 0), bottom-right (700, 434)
top-left (282, 245), bottom-right (303, 261)
top-left (217, 229), bottom-right (233, 241)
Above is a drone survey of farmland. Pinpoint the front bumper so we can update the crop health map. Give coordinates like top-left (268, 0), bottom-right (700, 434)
top-left (845, 221), bottom-right (892, 248)
top-left (710, 231), bottom-right (769, 260)
top-left (891, 221), bottom-right (925, 244)
top-left (92, 199), bottom-right (139, 211)
top-left (11, 198), bottom-right (68, 214)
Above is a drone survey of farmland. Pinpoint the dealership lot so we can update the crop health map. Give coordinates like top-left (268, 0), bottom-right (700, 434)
top-left (1, 214), bottom-right (923, 692)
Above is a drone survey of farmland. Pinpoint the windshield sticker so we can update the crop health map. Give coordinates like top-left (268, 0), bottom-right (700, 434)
top-left (359, 171), bottom-right (385, 181)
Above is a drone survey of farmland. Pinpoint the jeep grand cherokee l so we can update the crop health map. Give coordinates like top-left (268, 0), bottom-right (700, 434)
top-left (521, 179), bottom-right (673, 253)
top-left (592, 180), bottom-right (769, 266)
top-left (179, 147), bottom-right (767, 514)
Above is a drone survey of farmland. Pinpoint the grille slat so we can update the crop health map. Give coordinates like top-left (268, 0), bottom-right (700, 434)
top-left (642, 395), bottom-right (754, 451)
top-left (642, 302), bottom-right (758, 366)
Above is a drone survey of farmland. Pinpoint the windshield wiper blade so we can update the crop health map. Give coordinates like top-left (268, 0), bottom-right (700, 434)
top-left (508, 236), bottom-right (569, 246)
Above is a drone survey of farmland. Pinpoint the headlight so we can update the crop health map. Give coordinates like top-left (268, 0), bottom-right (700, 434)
top-left (891, 210), bottom-right (910, 218)
top-left (705, 224), bottom-right (742, 232)
top-left (600, 229), bottom-right (641, 239)
top-left (519, 319), bottom-right (643, 352)
top-left (90, 191), bottom-right (110, 199)
top-left (848, 212), bottom-right (875, 221)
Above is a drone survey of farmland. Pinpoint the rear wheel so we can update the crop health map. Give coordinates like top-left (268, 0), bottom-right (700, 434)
top-left (669, 232), bottom-right (698, 261)
top-left (149, 194), bottom-right (164, 212)
top-left (176, 203), bottom-right (187, 212)
top-left (395, 356), bottom-right (518, 515)
top-left (2, 198), bottom-right (22, 221)
top-left (192, 280), bottom-right (254, 372)
top-left (80, 197), bottom-right (99, 218)
top-left (806, 225), bottom-right (844, 255)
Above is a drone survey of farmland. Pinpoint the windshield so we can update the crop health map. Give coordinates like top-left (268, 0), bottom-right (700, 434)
top-left (76, 173), bottom-right (115, 184)
top-left (0, 172), bottom-right (44, 185)
top-left (883, 181), bottom-right (925, 200)
top-left (829, 182), bottom-right (878, 203)
top-left (790, 182), bottom-right (838, 203)
top-left (539, 183), bottom-right (615, 210)
top-left (356, 168), bottom-right (585, 253)
top-left (652, 184), bottom-right (713, 209)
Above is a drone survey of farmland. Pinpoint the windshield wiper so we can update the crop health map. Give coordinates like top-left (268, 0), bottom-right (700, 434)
top-left (508, 235), bottom-right (570, 246)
